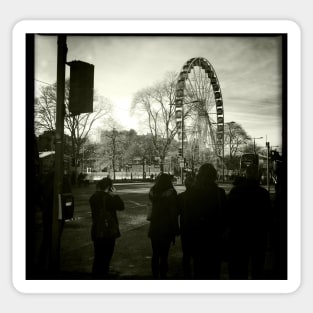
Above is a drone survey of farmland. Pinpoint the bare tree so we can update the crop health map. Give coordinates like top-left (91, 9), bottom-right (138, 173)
top-left (126, 134), bottom-right (156, 179)
top-left (35, 81), bottom-right (111, 176)
top-left (224, 122), bottom-right (251, 158)
top-left (220, 122), bottom-right (250, 172)
top-left (97, 119), bottom-right (127, 180)
top-left (131, 72), bottom-right (181, 171)
top-left (35, 84), bottom-right (57, 133)
top-left (65, 94), bottom-right (111, 174)
top-left (105, 128), bottom-right (120, 180)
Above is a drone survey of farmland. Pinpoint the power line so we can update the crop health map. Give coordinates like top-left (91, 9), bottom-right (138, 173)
top-left (35, 79), bottom-right (54, 85)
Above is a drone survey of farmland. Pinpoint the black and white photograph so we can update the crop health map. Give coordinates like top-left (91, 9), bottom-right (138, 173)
top-left (12, 20), bottom-right (300, 294)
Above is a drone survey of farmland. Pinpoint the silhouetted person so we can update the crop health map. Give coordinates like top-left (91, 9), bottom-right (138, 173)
top-left (227, 166), bottom-right (271, 279)
top-left (89, 178), bottom-right (125, 279)
top-left (184, 163), bottom-right (227, 279)
top-left (148, 173), bottom-right (179, 279)
top-left (177, 174), bottom-right (194, 278)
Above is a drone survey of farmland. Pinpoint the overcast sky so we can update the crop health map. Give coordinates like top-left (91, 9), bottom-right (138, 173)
top-left (35, 34), bottom-right (283, 149)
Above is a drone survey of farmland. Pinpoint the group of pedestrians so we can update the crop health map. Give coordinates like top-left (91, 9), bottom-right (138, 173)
top-left (89, 162), bottom-right (271, 280)
top-left (146, 163), bottom-right (271, 280)
top-left (147, 164), bottom-right (227, 279)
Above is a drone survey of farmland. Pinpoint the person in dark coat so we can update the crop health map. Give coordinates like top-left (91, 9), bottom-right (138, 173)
top-left (89, 177), bottom-right (125, 279)
top-left (177, 174), bottom-right (194, 278)
top-left (148, 173), bottom-right (179, 279)
top-left (184, 163), bottom-right (227, 279)
top-left (227, 165), bottom-right (271, 279)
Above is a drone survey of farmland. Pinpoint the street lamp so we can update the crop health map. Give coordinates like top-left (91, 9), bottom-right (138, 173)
top-left (222, 121), bottom-right (235, 181)
top-left (253, 136), bottom-right (263, 154)
top-left (225, 121), bottom-right (235, 157)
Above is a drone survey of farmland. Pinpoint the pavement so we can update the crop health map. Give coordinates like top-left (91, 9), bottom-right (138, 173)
top-left (59, 222), bottom-right (232, 280)
top-left (59, 222), bottom-right (187, 280)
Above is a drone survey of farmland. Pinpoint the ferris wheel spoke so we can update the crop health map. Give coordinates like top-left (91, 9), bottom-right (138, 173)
top-left (195, 66), bottom-right (202, 101)
top-left (185, 77), bottom-right (201, 110)
top-left (196, 67), bottom-right (204, 100)
top-left (199, 68), bottom-right (208, 101)
top-left (191, 66), bottom-right (202, 101)
top-left (185, 76), bottom-right (197, 102)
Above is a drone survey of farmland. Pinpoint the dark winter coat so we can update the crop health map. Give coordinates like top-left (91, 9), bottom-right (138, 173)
top-left (89, 190), bottom-right (125, 241)
top-left (226, 180), bottom-right (271, 248)
top-left (148, 188), bottom-right (179, 241)
top-left (183, 183), bottom-right (227, 245)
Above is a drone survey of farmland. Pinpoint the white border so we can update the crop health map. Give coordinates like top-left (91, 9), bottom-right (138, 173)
top-left (12, 20), bottom-right (301, 294)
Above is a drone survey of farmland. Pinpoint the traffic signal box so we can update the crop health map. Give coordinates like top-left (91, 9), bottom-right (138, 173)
top-left (178, 148), bottom-right (182, 157)
top-left (270, 150), bottom-right (281, 161)
top-left (68, 60), bottom-right (94, 115)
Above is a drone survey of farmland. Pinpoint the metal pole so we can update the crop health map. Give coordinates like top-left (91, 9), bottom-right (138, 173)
top-left (253, 136), bottom-right (263, 155)
top-left (222, 124), bottom-right (225, 182)
top-left (266, 141), bottom-right (270, 192)
top-left (181, 104), bottom-right (184, 184)
top-left (51, 35), bottom-right (67, 272)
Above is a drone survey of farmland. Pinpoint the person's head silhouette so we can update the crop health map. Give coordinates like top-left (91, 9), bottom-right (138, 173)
top-left (195, 163), bottom-right (217, 186)
top-left (246, 166), bottom-right (259, 184)
top-left (184, 175), bottom-right (194, 190)
top-left (98, 177), bottom-right (113, 191)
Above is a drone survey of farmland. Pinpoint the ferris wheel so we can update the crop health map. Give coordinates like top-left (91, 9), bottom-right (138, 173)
top-left (174, 57), bottom-right (224, 172)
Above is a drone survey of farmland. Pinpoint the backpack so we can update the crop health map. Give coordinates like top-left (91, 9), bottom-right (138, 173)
top-left (91, 192), bottom-right (120, 240)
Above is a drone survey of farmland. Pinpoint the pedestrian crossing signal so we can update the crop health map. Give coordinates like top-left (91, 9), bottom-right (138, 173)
top-left (178, 148), bottom-right (182, 157)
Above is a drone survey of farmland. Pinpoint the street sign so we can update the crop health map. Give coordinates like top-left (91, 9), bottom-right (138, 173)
top-left (179, 162), bottom-right (184, 168)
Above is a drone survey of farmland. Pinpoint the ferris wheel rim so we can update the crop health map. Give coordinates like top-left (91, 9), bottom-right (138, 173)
top-left (174, 57), bottom-right (224, 162)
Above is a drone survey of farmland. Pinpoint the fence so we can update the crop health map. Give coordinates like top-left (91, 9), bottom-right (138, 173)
top-left (84, 170), bottom-right (162, 182)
